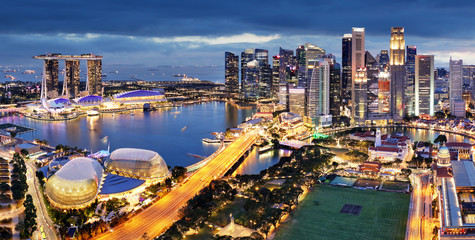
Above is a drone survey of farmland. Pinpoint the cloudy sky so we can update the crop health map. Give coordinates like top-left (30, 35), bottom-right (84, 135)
top-left (1, 0), bottom-right (474, 67)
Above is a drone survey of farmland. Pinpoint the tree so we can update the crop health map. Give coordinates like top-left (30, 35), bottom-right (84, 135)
top-left (434, 135), bottom-right (447, 144)
top-left (22, 194), bottom-right (37, 238)
top-left (20, 149), bottom-right (29, 157)
top-left (36, 171), bottom-right (45, 186)
top-left (165, 178), bottom-right (173, 189)
top-left (171, 166), bottom-right (187, 183)
top-left (434, 111), bottom-right (446, 119)
top-left (9, 132), bottom-right (16, 139)
top-left (332, 161), bottom-right (339, 170)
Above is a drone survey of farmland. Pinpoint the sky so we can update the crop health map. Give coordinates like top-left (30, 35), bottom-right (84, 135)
top-left (1, 0), bottom-right (475, 67)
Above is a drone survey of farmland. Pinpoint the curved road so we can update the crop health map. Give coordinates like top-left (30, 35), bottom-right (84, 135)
top-left (95, 131), bottom-right (258, 240)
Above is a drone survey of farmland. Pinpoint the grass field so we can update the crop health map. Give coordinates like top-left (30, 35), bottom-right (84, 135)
top-left (273, 185), bottom-right (410, 240)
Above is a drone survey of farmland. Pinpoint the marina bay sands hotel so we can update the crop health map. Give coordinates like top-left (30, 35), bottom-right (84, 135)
top-left (33, 53), bottom-right (103, 99)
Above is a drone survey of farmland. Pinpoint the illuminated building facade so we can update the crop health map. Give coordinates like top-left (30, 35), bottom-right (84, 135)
top-left (354, 68), bottom-right (367, 123)
top-left (44, 59), bottom-right (59, 99)
top-left (64, 59), bottom-right (80, 98)
top-left (279, 47), bottom-right (294, 84)
top-left (272, 56), bottom-right (280, 97)
top-left (225, 52), bottom-right (239, 93)
top-left (34, 53), bottom-right (103, 99)
top-left (449, 58), bottom-right (464, 116)
top-left (306, 60), bottom-right (332, 127)
top-left (390, 27), bottom-right (406, 121)
top-left (240, 49), bottom-right (254, 91)
top-left (341, 34), bottom-right (352, 108)
top-left (406, 45), bottom-right (417, 116)
top-left (351, 27), bottom-right (365, 119)
top-left (415, 55), bottom-right (435, 116)
top-left (87, 60), bottom-right (102, 96)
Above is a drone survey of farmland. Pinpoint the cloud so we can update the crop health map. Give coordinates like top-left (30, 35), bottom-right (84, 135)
top-left (150, 33), bottom-right (280, 45)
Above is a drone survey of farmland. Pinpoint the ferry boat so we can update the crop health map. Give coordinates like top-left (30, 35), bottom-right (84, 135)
top-left (87, 110), bottom-right (100, 116)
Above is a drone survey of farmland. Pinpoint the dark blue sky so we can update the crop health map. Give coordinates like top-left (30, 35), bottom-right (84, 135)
top-left (1, 0), bottom-right (474, 67)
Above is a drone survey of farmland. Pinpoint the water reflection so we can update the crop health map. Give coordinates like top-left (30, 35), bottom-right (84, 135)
top-left (1, 102), bottom-right (255, 167)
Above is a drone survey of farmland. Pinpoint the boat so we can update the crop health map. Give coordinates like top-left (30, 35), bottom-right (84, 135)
top-left (87, 110), bottom-right (100, 116)
top-left (181, 126), bottom-right (187, 132)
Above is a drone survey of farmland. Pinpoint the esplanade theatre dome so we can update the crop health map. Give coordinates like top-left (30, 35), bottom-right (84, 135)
top-left (105, 148), bottom-right (169, 179)
top-left (45, 157), bottom-right (104, 209)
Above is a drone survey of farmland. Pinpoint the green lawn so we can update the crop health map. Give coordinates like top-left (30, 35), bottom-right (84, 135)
top-left (274, 185), bottom-right (410, 240)
top-left (208, 197), bottom-right (247, 227)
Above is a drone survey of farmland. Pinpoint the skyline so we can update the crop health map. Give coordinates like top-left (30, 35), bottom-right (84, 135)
top-left (2, 1), bottom-right (475, 67)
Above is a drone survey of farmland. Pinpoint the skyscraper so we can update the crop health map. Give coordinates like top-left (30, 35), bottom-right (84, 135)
top-left (390, 27), bottom-right (405, 66)
top-left (305, 60), bottom-right (332, 127)
top-left (296, 45), bottom-right (306, 86)
top-left (298, 43), bottom-right (326, 88)
top-left (64, 59), bottom-right (80, 98)
top-left (279, 48), bottom-right (293, 84)
top-left (449, 58), bottom-right (464, 116)
top-left (272, 56), bottom-right (280, 97)
top-left (365, 51), bottom-right (379, 115)
top-left (351, 27), bottom-right (365, 120)
top-left (462, 65), bottom-right (475, 102)
top-left (341, 34), bottom-right (352, 108)
top-left (354, 68), bottom-right (368, 123)
top-left (240, 49), bottom-right (254, 91)
top-left (389, 27), bottom-right (406, 121)
top-left (225, 52), bottom-right (239, 94)
top-left (87, 60), bottom-right (102, 96)
top-left (415, 55), bottom-right (435, 116)
top-left (326, 56), bottom-right (341, 122)
top-left (243, 60), bottom-right (260, 99)
top-left (44, 59), bottom-right (59, 98)
top-left (405, 45), bottom-right (417, 115)
top-left (378, 50), bottom-right (389, 71)
top-left (254, 49), bottom-right (269, 65)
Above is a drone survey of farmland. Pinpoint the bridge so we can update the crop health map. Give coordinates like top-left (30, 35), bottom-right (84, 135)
top-left (0, 108), bottom-right (22, 114)
top-left (95, 131), bottom-right (259, 240)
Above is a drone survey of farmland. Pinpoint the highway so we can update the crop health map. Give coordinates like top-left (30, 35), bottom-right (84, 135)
top-left (406, 172), bottom-right (432, 240)
top-left (95, 131), bottom-right (259, 240)
top-left (25, 161), bottom-right (58, 240)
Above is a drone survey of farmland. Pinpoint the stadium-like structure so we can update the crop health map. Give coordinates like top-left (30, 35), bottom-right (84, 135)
top-left (45, 157), bottom-right (104, 209)
top-left (111, 90), bottom-right (166, 103)
top-left (105, 148), bottom-right (169, 179)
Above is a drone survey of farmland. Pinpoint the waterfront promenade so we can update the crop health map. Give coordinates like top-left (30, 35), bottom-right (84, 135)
top-left (95, 130), bottom-right (259, 240)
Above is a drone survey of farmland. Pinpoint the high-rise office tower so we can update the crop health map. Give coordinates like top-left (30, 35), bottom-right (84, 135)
top-left (44, 59), bottom-right (59, 98)
top-left (243, 60), bottom-right (260, 99)
top-left (299, 43), bottom-right (326, 88)
top-left (378, 70), bottom-right (390, 113)
top-left (296, 45), bottom-right (306, 86)
top-left (254, 49), bottom-right (269, 65)
top-left (279, 48), bottom-right (293, 83)
top-left (240, 49), bottom-right (254, 91)
top-left (259, 63), bottom-right (272, 98)
top-left (415, 55), bottom-right (435, 116)
top-left (379, 50), bottom-right (389, 71)
top-left (272, 56), bottom-right (280, 97)
top-left (365, 51), bottom-right (379, 115)
top-left (389, 27), bottom-right (406, 121)
top-left (305, 60), bottom-right (331, 127)
top-left (224, 52), bottom-right (239, 94)
top-left (87, 60), bottom-right (102, 96)
top-left (64, 59), bottom-right (80, 98)
top-left (462, 65), bottom-right (475, 102)
top-left (354, 68), bottom-right (368, 123)
top-left (351, 27), bottom-right (365, 120)
top-left (405, 45), bottom-right (417, 115)
top-left (341, 34), bottom-right (352, 108)
top-left (449, 58), bottom-right (464, 116)
top-left (327, 57), bottom-right (341, 122)
top-left (390, 27), bottom-right (405, 66)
